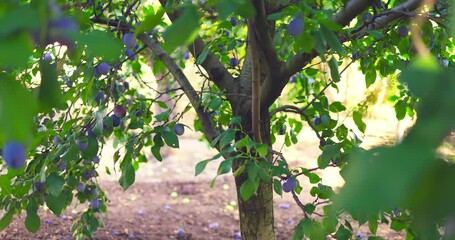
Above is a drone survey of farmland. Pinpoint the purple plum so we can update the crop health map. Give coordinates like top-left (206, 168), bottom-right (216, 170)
top-left (398, 26), bottom-right (409, 37)
top-left (125, 49), bottom-right (136, 61)
top-left (113, 105), bottom-right (127, 118)
top-left (77, 182), bottom-right (85, 192)
top-left (230, 17), bottom-right (237, 26)
top-left (2, 142), bottom-right (26, 169)
top-left (95, 62), bottom-right (110, 76)
top-left (288, 16), bottom-right (304, 37)
top-left (90, 199), bottom-right (102, 209)
top-left (92, 156), bottom-right (100, 164)
top-left (230, 57), bottom-right (239, 68)
top-left (184, 52), bottom-right (190, 60)
top-left (110, 115), bottom-right (121, 127)
top-left (282, 177), bottom-right (297, 193)
top-left (76, 139), bottom-right (88, 151)
top-left (314, 117), bottom-right (322, 126)
top-left (174, 124), bottom-right (185, 136)
top-left (44, 53), bottom-right (53, 61)
top-left (95, 92), bottom-right (105, 104)
top-left (34, 181), bottom-right (46, 191)
top-left (123, 33), bottom-right (137, 49)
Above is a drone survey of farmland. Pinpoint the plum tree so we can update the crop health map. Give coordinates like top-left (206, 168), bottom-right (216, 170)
top-left (2, 142), bottom-right (26, 169)
top-left (0, 1), bottom-right (454, 240)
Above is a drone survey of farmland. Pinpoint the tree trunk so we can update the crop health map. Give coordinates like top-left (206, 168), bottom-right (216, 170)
top-left (235, 173), bottom-right (275, 239)
top-left (233, 112), bottom-right (275, 239)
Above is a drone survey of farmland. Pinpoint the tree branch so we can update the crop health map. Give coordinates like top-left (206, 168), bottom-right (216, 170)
top-left (137, 34), bottom-right (220, 145)
top-left (261, 0), bottom-right (424, 111)
top-left (252, 0), bottom-right (282, 78)
top-left (248, 20), bottom-right (262, 143)
top-left (158, 0), bottom-right (237, 101)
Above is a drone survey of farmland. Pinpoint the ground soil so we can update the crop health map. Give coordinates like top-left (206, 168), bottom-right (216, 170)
top-left (2, 113), bottom-right (453, 240)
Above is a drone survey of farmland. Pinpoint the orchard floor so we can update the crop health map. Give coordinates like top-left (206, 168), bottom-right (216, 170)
top-left (3, 114), bottom-right (454, 240)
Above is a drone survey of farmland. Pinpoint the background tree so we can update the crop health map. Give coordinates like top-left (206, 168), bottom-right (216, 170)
top-left (0, 0), bottom-right (453, 239)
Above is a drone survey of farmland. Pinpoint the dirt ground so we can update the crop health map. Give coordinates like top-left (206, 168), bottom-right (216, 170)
top-left (2, 110), bottom-right (453, 240)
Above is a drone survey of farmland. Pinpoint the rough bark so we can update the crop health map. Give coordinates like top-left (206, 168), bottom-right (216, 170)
top-left (233, 110), bottom-right (275, 240)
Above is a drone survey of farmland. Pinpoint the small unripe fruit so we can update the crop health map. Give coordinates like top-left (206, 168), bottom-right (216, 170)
top-left (174, 124), bottom-right (185, 136)
top-left (287, 16), bottom-right (304, 37)
top-left (230, 58), bottom-right (239, 68)
top-left (113, 105), bottom-right (127, 118)
top-left (123, 33), bottom-right (137, 49)
top-left (95, 62), bottom-right (110, 76)
top-left (230, 17), bottom-right (237, 26)
top-left (2, 142), bottom-right (26, 169)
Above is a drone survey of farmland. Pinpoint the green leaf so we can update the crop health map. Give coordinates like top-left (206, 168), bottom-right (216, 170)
top-left (320, 25), bottom-right (346, 56)
top-left (0, 75), bottom-right (38, 141)
top-left (119, 161), bottom-right (135, 190)
top-left (273, 179), bottom-right (282, 196)
top-left (217, 159), bottom-right (232, 175)
top-left (135, 8), bottom-right (165, 35)
top-left (215, 0), bottom-right (255, 19)
top-left (328, 57), bottom-right (340, 82)
top-left (369, 214), bottom-right (379, 235)
top-left (46, 173), bottom-right (65, 196)
top-left (257, 144), bottom-right (268, 158)
top-left (0, 6), bottom-right (40, 37)
top-left (394, 100), bottom-right (407, 120)
top-left (308, 173), bottom-right (321, 184)
top-left (77, 30), bottom-right (123, 61)
top-left (38, 60), bottom-right (64, 112)
top-left (196, 47), bottom-right (209, 65)
top-left (353, 111), bottom-right (366, 133)
top-left (365, 69), bottom-right (377, 87)
top-left (329, 102), bottom-right (346, 113)
top-left (334, 225), bottom-right (352, 240)
top-left (319, 144), bottom-right (340, 169)
top-left (0, 212), bottom-right (13, 231)
top-left (163, 6), bottom-right (200, 52)
top-left (162, 131), bottom-right (179, 148)
top-left (195, 160), bottom-right (210, 176)
top-left (25, 213), bottom-right (40, 233)
top-left (46, 192), bottom-right (67, 216)
top-left (0, 176), bottom-right (11, 194)
top-left (240, 178), bottom-right (258, 201)
top-left (0, 33), bottom-right (33, 68)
